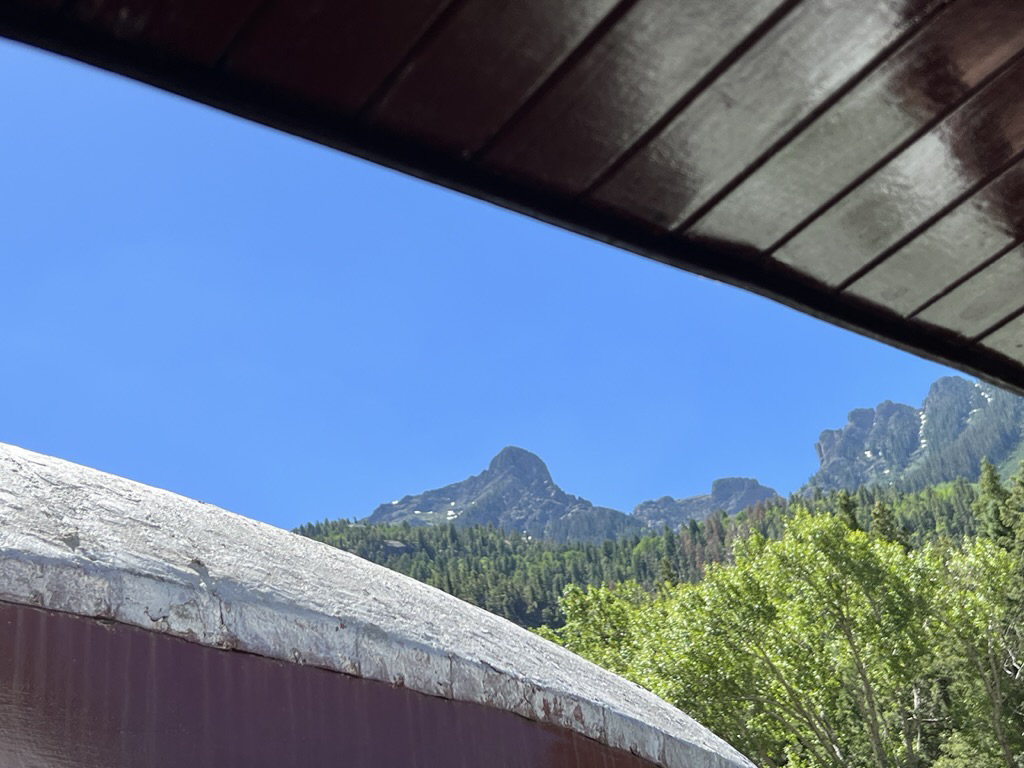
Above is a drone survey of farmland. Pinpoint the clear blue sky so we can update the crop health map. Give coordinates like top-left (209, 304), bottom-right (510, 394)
top-left (1, 38), bottom-right (959, 530)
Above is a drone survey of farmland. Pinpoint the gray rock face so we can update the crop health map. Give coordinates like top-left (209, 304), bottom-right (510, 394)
top-left (365, 446), bottom-right (644, 543)
top-left (808, 376), bottom-right (1024, 491)
top-left (812, 402), bottom-right (921, 490)
top-left (633, 478), bottom-right (779, 530)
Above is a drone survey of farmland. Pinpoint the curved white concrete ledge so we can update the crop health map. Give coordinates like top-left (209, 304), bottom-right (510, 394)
top-left (0, 442), bottom-right (753, 768)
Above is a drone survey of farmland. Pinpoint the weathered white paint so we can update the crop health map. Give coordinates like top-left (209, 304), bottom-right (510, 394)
top-left (0, 442), bottom-right (753, 768)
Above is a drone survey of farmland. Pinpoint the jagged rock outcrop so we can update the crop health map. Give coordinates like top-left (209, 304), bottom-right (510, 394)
top-left (811, 402), bottom-right (920, 490)
top-left (365, 446), bottom-right (644, 543)
top-left (808, 377), bottom-right (1024, 491)
top-left (633, 478), bottom-right (779, 530)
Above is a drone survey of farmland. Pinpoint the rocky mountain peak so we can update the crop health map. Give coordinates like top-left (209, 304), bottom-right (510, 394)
top-left (926, 375), bottom-right (974, 399)
top-left (487, 446), bottom-right (552, 486)
top-left (365, 447), bottom-right (643, 543)
top-left (710, 477), bottom-right (767, 503)
top-left (633, 478), bottom-right (779, 530)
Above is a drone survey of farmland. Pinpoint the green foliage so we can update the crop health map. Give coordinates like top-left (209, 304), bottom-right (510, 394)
top-left (542, 471), bottom-right (1024, 768)
top-left (976, 459), bottom-right (1014, 548)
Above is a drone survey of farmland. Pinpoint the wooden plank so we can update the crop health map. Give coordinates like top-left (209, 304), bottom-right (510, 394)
top-left (223, 0), bottom-right (451, 114)
top-left (690, 0), bottom-right (1024, 250)
top-left (846, 156), bottom-right (1024, 315)
top-left (12, 0), bottom-right (63, 10)
top-left (589, 0), bottom-right (943, 229)
top-left (368, 0), bottom-right (621, 155)
top-left (982, 311), bottom-right (1024, 363)
top-left (73, 0), bottom-right (262, 64)
top-left (478, 0), bottom-right (786, 195)
top-left (915, 246), bottom-right (1024, 338)
top-left (774, 54), bottom-right (1024, 286)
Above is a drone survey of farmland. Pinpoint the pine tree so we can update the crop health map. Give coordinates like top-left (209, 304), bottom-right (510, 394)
top-left (837, 488), bottom-right (860, 531)
top-left (975, 458), bottom-right (1014, 550)
top-left (871, 499), bottom-right (895, 540)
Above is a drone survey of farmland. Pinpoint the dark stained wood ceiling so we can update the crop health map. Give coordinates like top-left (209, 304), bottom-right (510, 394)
top-left (4, 0), bottom-right (1024, 393)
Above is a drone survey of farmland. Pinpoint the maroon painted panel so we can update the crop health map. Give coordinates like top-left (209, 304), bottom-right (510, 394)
top-left (0, 601), bottom-right (657, 768)
top-left (478, 0), bottom-right (786, 195)
top-left (690, 0), bottom-right (1024, 251)
top-left (72, 0), bottom-right (262, 64)
top-left (915, 245), bottom-right (1024, 338)
top-left (847, 155), bottom-right (1024, 316)
top-left (589, 0), bottom-right (944, 229)
top-left (368, 0), bottom-right (620, 155)
top-left (774, 54), bottom-right (1024, 286)
top-left (223, 0), bottom-right (451, 114)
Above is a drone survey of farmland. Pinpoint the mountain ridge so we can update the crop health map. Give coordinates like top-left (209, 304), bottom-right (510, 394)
top-left (365, 446), bottom-right (778, 542)
top-left (363, 376), bottom-right (1024, 542)
top-left (365, 446), bottom-right (646, 543)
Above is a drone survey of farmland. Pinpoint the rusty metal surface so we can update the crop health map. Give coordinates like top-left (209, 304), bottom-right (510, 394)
top-left (3, 0), bottom-right (1024, 392)
top-left (0, 600), bottom-right (655, 768)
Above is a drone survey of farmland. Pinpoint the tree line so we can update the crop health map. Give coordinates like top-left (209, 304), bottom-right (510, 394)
top-left (540, 461), bottom-right (1024, 768)
top-left (296, 476), bottom-right (982, 628)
